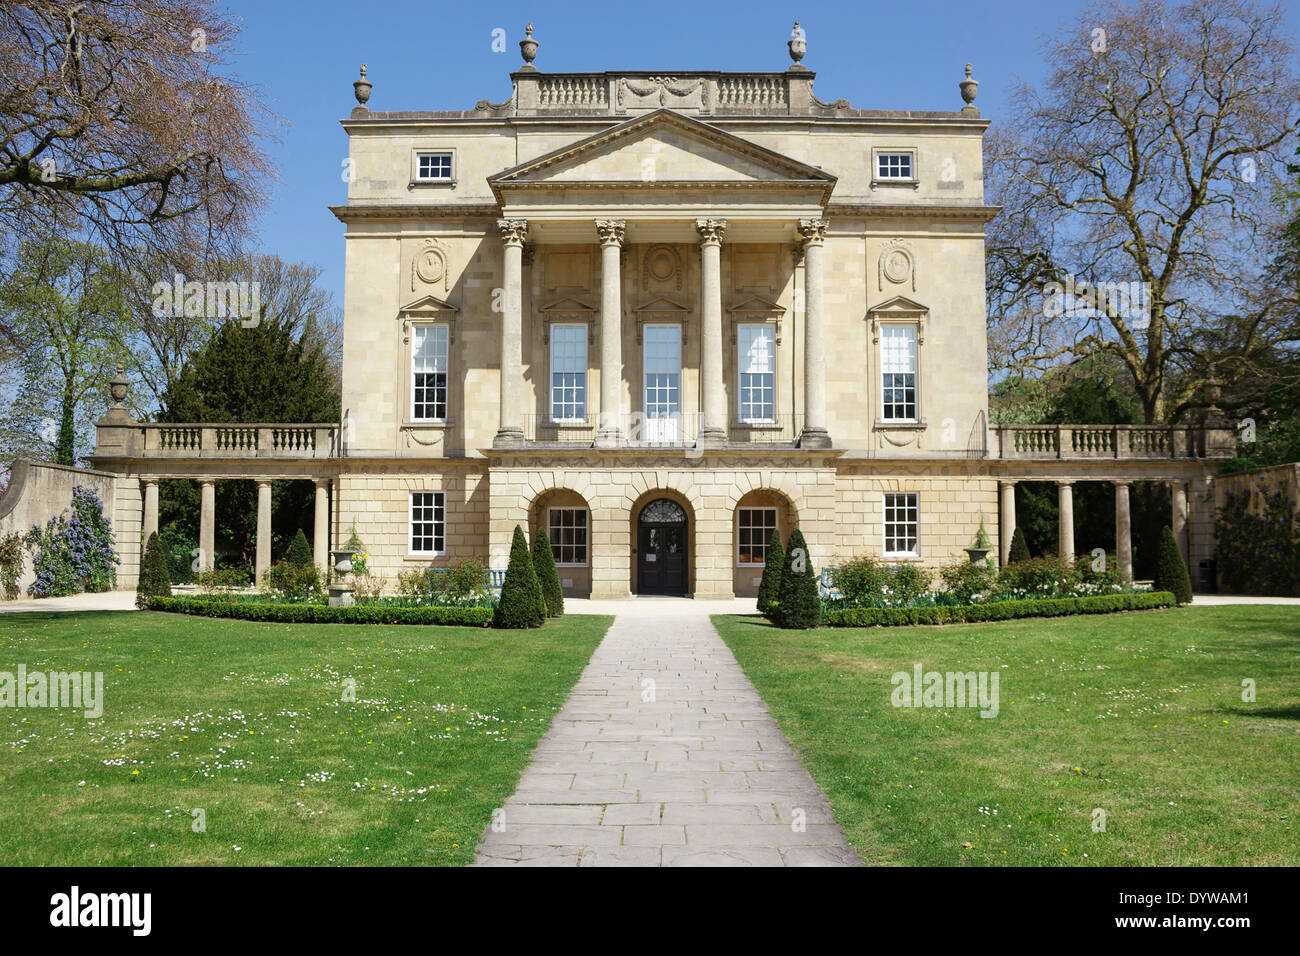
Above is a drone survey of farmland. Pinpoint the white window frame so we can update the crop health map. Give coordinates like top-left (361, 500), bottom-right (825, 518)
top-left (882, 492), bottom-right (920, 559)
top-left (411, 149), bottom-right (456, 185)
top-left (736, 323), bottom-right (776, 424)
top-left (549, 323), bottom-right (588, 423)
top-left (872, 148), bottom-right (918, 186)
top-left (410, 323), bottom-right (449, 423)
top-left (547, 507), bottom-right (589, 567)
top-left (409, 491), bottom-right (446, 557)
top-left (736, 507), bottom-right (779, 568)
top-left (879, 322), bottom-right (919, 423)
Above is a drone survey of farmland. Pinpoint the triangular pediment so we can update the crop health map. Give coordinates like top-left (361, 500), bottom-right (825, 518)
top-left (490, 109), bottom-right (836, 200)
top-left (540, 296), bottom-right (597, 314)
top-left (632, 295), bottom-right (689, 314)
top-left (869, 295), bottom-right (928, 315)
top-left (398, 294), bottom-right (459, 315)
top-left (728, 294), bottom-right (786, 315)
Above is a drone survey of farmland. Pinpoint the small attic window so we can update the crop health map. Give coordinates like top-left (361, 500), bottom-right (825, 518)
top-left (412, 151), bottom-right (454, 185)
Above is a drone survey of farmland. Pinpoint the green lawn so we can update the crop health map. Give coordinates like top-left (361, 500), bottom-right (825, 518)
top-left (0, 611), bottom-right (611, 865)
top-left (713, 606), bottom-right (1300, 866)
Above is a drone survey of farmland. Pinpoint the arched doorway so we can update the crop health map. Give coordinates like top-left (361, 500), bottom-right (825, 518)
top-left (636, 498), bottom-right (689, 595)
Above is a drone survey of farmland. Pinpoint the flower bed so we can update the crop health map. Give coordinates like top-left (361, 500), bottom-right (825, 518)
top-left (821, 590), bottom-right (1175, 627)
top-left (150, 596), bottom-right (493, 627)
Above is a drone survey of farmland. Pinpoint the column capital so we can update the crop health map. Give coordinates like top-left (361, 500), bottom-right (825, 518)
top-left (1112, 479), bottom-right (1132, 487)
top-left (595, 218), bottom-right (627, 246)
top-left (695, 218), bottom-right (727, 246)
top-left (314, 478), bottom-right (331, 490)
top-left (497, 218), bottom-right (529, 246)
top-left (1056, 479), bottom-right (1075, 487)
top-left (140, 477), bottom-right (158, 487)
top-left (999, 478), bottom-right (1018, 487)
top-left (797, 217), bottom-right (829, 245)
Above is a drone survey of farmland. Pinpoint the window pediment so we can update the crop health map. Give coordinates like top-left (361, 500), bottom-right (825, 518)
top-left (633, 296), bottom-right (690, 343)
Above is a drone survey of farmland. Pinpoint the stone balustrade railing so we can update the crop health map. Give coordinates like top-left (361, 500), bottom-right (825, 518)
top-left (131, 424), bottom-right (339, 459)
top-left (995, 424), bottom-right (1237, 461)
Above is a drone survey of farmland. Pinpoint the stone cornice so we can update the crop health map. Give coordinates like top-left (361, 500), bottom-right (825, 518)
top-left (826, 203), bottom-right (1002, 222)
top-left (330, 204), bottom-right (499, 222)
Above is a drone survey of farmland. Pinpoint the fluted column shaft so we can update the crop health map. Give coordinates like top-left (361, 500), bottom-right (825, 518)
top-left (798, 218), bottom-right (830, 448)
top-left (697, 218), bottom-right (727, 445)
top-left (595, 219), bottom-right (626, 447)
top-left (495, 218), bottom-right (528, 446)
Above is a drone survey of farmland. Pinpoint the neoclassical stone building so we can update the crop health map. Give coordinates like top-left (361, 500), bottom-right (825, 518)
top-left (84, 25), bottom-right (1235, 599)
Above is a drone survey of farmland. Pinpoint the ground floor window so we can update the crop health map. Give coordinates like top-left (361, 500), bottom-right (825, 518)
top-left (410, 491), bottom-right (445, 555)
top-left (883, 492), bottom-right (919, 557)
top-left (737, 507), bottom-right (778, 566)
top-left (548, 508), bottom-right (588, 566)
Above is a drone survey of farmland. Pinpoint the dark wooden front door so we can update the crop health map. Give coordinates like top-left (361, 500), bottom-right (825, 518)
top-left (636, 499), bottom-right (688, 595)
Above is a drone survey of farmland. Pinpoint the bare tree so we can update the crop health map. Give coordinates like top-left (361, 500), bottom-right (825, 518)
top-left (986, 0), bottom-right (1300, 423)
top-left (0, 0), bottom-right (275, 342)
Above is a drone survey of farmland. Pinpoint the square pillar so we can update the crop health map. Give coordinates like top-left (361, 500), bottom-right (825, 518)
top-left (595, 219), bottom-right (626, 447)
top-left (199, 479), bottom-right (215, 573)
top-left (494, 218), bottom-right (528, 447)
top-left (141, 478), bottom-right (159, 546)
top-left (1115, 480), bottom-right (1133, 585)
top-left (797, 217), bottom-right (831, 448)
top-left (696, 218), bottom-right (727, 446)
top-left (314, 479), bottom-right (330, 574)
top-left (999, 480), bottom-right (1017, 565)
top-left (255, 480), bottom-right (272, 587)
top-left (1057, 480), bottom-right (1075, 563)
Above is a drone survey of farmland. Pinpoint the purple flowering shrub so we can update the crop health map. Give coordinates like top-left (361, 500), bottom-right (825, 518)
top-left (25, 485), bottom-right (118, 598)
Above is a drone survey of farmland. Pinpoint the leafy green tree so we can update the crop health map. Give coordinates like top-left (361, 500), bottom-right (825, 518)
top-left (776, 529), bottom-right (821, 629)
top-left (531, 528), bottom-right (564, 617)
top-left (158, 313), bottom-right (339, 564)
top-left (1153, 526), bottom-right (1193, 605)
top-left (756, 529), bottom-right (785, 620)
top-left (136, 532), bottom-right (172, 609)
top-left (495, 526), bottom-right (545, 629)
top-left (0, 236), bottom-right (132, 465)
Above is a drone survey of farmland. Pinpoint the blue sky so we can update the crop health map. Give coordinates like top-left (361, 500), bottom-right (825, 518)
top-left (228, 0), bottom-right (1300, 307)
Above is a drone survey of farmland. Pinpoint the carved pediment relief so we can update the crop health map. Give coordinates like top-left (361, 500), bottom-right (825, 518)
top-left (878, 239), bottom-right (916, 292)
top-left (410, 238), bottom-right (449, 294)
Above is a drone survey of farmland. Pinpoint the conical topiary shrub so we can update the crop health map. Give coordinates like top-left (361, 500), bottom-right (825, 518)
top-left (495, 525), bottom-right (545, 628)
top-left (756, 528), bottom-right (785, 621)
top-left (1008, 526), bottom-right (1031, 564)
top-left (1154, 525), bottom-right (1193, 605)
top-left (285, 528), bottom-right (313, 567)
top-left (136, 531), bottom-right (172, 609)
top-left (776, 528), bottom-right (821, 629)
top-left (532, 527), bottom-right (564, 617)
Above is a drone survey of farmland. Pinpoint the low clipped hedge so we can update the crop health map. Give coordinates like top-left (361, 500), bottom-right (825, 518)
top-left (150, 596), bottom-right (493, 627)
top-left (821, 591), bottom-right (1175, 628)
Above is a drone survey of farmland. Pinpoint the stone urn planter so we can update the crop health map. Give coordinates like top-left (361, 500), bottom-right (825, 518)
top-left (963, 546), bottom-right (992, 565)
top-left (328, 549), bottom-right (356, 607)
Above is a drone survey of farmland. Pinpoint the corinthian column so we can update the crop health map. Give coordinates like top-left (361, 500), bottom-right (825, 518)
top-left (696, 218), bottom-right (727, 446)
top-left (595, 218), bottom-right (626, 447)
top-left (798, 217), bottom-right (830, 448)
top-left (495, 218), bottom-right (528, 447)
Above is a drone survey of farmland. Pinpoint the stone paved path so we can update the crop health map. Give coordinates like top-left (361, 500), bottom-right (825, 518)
top-left (472, 608), bottom-right (861, 867)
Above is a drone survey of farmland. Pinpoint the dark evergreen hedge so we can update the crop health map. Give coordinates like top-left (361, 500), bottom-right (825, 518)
top-left (150, 596), bottom-right (493, 626)
top-left (756, 528), bottom-right (784, 621)
top-left (285, 527), bottom-right (313, 567)
top-left (532, 527), bottom-right (564, 617)
top-left (776, 528), bottom-right (821, 629)
top-left (821, 590), bottom-right (1175, 627)
top-left (136, 531), bottom-right (172, 609)
top-left (495, 525), bottom-right (545, 628)
top-left (1153, 525), bottom-right (1193, 605)
top-left (1008, 526), bottom-right (1031, 563)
